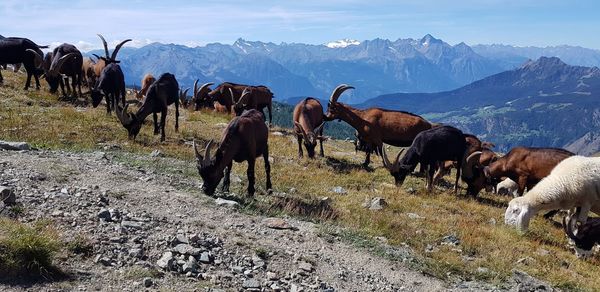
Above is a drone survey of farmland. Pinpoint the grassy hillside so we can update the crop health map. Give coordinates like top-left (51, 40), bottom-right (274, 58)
top-left (1, 71), bottom-right (599, 290)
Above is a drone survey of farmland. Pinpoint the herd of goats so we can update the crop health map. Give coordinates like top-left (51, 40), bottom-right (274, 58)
top-left (2, 35), bottom-right (600, 260)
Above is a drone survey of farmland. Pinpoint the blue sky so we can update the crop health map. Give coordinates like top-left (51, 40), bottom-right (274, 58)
top-left (1, 0), bottom-right (599, 51)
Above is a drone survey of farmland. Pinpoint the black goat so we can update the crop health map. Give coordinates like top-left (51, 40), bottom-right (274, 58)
top-left (115, 73), bottom-right (186, 141)
top-left (563, 211), bottom-right (600, 258)
top-left (193, 109), bottom-right (272, 197)
top-left (382, 125), bottom-right (467, 194)
top-left (0, 37), bottom-right (47, 90)
top-left (90, 34), bottom-right (131, 112)
top-left (28, 43), bottom-right (83, 97)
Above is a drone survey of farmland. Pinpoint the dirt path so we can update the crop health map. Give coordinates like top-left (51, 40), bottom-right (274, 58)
top-left (0, 149), bottom-right (455, 291)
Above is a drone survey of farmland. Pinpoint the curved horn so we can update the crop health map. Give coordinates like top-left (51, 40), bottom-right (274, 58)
top-left (228, 88), bottom-right (236, 105)
top-left (462, 151), bottom-right (482, 179)
top-left (180, 87), bottom-right (190, 99)
top-left (394, 148), bottom-right (405, 167)
top-left (26, 49), bottom-right (44, 68)
top-left (115, 103), bottom-right (128, 125)
top-left (203, 140), bottom-right (216, 165)
top-left (381, 146), bottom-right (393, 170)
top-left (50, 52), bottom-right (76, 73)
top-left (111, 38), bottom-right (132, 61)
top-left (192, 140), bottom-right (202, 160)
top-left (239, 87), bottom-right (251, 106)
top-left (193, 79), bottom-right (199, 98)
top-left (563, 215), bottom-right (581, 240)
top-left (97, 34), bottom-right (110, 59)
top-left (294, 121), bottom-right (309, 141)
top-left (314, 121), bottom-right (325, 134)
top-left (329, 84), bottom-right (354, 103)
top-left (198, 82), bottom-right (214, 96)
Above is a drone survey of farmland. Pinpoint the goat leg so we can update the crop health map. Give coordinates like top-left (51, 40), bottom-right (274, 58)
top-left (24, 71), bottom-right (32, 90)
top-left (175, 102), bottom-right (180, 132)
top-left (160, 109), bottom-right (167, 142)
top-left (264, 146), bottom-right (272, 194)
top-left (268, 104), bottom-right (273, 127)
top-left (222, 162), bottom-right (233, 193)
top-left (153, 113), bottom-right (159, 135)
top-left (297, 136), bottom-right (304, 158)
top-left (247, 159), bottom-right (256, 196)
top-left (363, 152), bottom-right (371, 168)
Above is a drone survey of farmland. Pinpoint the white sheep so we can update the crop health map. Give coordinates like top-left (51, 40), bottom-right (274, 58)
top-left (496, 177), bottom-right (519, 197)
top-left (504, 156), bottom-right (600, 232)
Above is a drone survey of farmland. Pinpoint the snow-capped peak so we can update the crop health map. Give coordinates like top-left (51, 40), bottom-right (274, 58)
top-left (326, 38), bottom-right (360, 48)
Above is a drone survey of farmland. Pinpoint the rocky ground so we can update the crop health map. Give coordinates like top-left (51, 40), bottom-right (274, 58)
top-left (0, 147), bottom-right (554, 291)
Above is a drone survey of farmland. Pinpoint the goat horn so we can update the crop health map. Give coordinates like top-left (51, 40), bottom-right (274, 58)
top-left (461, 151), bottom-right (482, 179)
top-left (192, 140), bottom-right (202, 160)
top-left (393, 148), bottom-right (405, 168)
top-left (563, 215), bottom-right (581, 240)
top-left (329, 84), bottom-right (354, 103)
top-left (180, 87), bottom-right (190, 99)
top-left (199, 82), bottom-right (214, 96)
top-left (203, 140), bottom-right (216, 164)
top-left (193, 79), bottom-right (199, 98)
top-left (381, 146), bottom-right (393, 170)
top-left (111, 38), bottom-right (132, 61)
top-left (97, 34), bottom-right (110, 59)
top-left (294, 121), bottom-right (309, 141)
top-left (228, 88), bottom-right (236, 105)
top-left (51, 52), bottom-right (77, 74)
top-left (238, 87), bottom-right (251, 106)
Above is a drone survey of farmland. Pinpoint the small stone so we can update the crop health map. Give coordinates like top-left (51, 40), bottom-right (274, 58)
top-left (362, 197), bottom-right (387, 210)
top-left (476, 267), bottom-right (490, 274)
top-left (150, 150), bottom-right (163, 157)
top-left (121, 220), bottom-right (143, 230)
top-left (489, 218), bottom-right (497, 225)
top-left (128, 248), bottom-right (144, 259)
top-left (173, 244), bottom-right (202, 256)
top-left (441, 234), bottom-right (460, 246)
top-left (290, 283), bottom-right (303, 292)
top-left (516, 256), bottom-right (536, 266)
top-left (331, 186), bottom-right (347, 195)
top-left (0, 140), bottom-right (30, 151)
top-left (215, 198), bottom-right (239, 207)
top-left (0, 187), bottom-right (16, 205)
top-left (156, 252), bottom-right (175, 270)
top-left (97, 208), bottom-right (111, 221)
top-left (406, 213), bottom-right (424, 219)
top-left (271, 131), bottom-right (284, 136)
top-left (143, 277), bottom-right (153, 288)
top-left (263, 217), bottom-right (297, 230)
top-left (266, 271), bottom-right (278, 280)
top-left (298, 261), bottom-right (313, 272)
top-left (242, 279), bottom-right (261, 289)
top-left (199, 251), bottom-right (212, 264)
top-left (94, 255), bottom-right (112, 266)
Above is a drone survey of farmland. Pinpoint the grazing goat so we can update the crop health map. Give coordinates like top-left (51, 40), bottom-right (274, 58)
top-left (325, 84), bottom-right (433, 167)
top-left (382, 125), bottom-right (467, 194)
top-left (293, 97), bottom-right (326, 158)
top-left (455, 135), bottom-right (500, 197)
top-left (563, 212), bottom-right (600, 258)
top-left (116, 73), bottom-right (185, 141)
top-left (29, 43), bottom-right (83, 97)
top-left (484, 147), bottom-right (574, 196)
top-left (496, 178), bottom-right (519, 197)
top-left (0, 37), bottom-right (47, 90)
top-left (90, 34), bottom-right (131, 112)
top-left (504, 156), bottom-right (600, 232)
top-left (193, 109), bottom-right (272, 196)
top-left (133, 74), bottom-right (156, 100)
top-left (191, 80), bottom-right (214, 110)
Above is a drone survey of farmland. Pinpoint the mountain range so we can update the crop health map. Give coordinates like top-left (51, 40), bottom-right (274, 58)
top-left (359, 57), bottom-right (600, 155)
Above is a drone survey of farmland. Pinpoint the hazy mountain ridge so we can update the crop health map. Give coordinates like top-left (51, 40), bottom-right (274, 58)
top-left (359, 57), bottom-right (600, 155)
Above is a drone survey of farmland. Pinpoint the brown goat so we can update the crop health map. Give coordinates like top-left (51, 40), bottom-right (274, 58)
top-left (191, 79), bottom-right (214, 110)
top-left (325, 84), bottom-right (433, 167)
top-left (232, 85), bottom-right (274, 125)
top-left (293, 97), bottom-right (326, 158)
top-left (81, 57), bottom-right (96, 87)
top-left (193, 109), bottom-right (272, 197)
top-left (482, 147), bottom-right (574, 196)
top-left (134, 73), bottom-right (156, 100)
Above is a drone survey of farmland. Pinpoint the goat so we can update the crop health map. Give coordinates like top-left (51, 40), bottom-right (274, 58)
top-left (496, 177), bottom-right (519, 197)
top-left (0, 37), bottom-right (47, 90)
top-left (115, 73), bottom-right (186, 141)
top-left (81, 57), bottom-right (96, 88)
top-left (133, 74), bottom-right (156, 100)
top-left (451, 135), bottom-right (500, 196)
top-left (193, 109), bottom-right (272, 197)
top-left (325, 84), bottom-right (434, 167)
top-left (504, 156), bottom-right (600, 232)
top-left (382, 125), bottom-right (467, 194)
top-left (483, 147), bottom-right (574, 196)
top-left (90, 34), bottom-right (131, 112)
top-left (231, 85), bottom-right (274, 125)
top-left (28, 43), bottom-right (83, 97)
top-left (293, 97), bottom-right (326, 158)
top-left (191, 79), bottom-right (214, 110)
top-left (563, 212), bottom-right (600, 258)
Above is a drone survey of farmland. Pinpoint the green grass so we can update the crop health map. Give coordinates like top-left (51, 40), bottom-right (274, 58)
top-left (0, 218), bottom-right (61, 279)
top-left (1, 71), bottom-right (599, 290)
